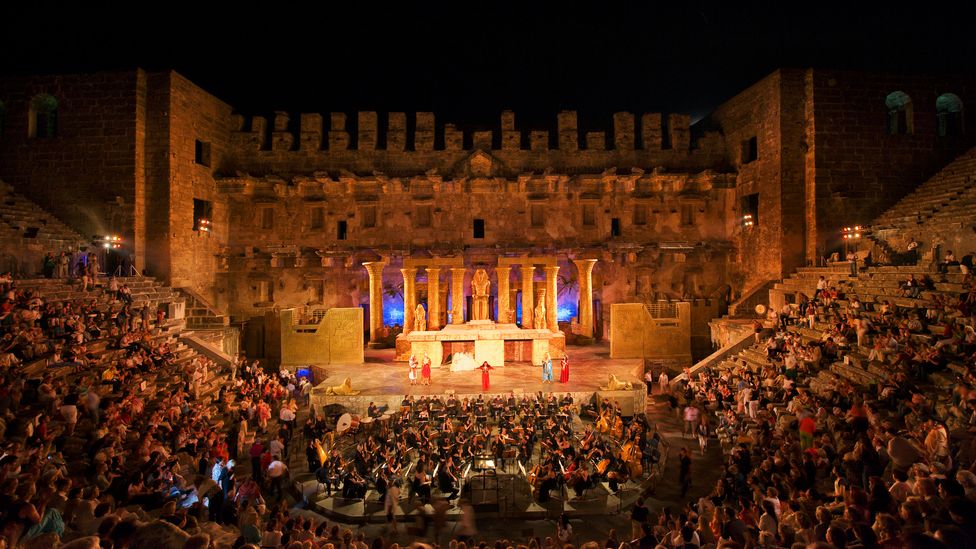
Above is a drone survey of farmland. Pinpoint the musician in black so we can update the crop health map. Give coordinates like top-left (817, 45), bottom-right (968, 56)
top-left (437, 458), bottom-right (459, 500)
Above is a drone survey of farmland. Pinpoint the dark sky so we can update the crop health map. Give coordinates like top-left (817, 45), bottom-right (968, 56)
top-left (3, 2), bottom-right (974, 130)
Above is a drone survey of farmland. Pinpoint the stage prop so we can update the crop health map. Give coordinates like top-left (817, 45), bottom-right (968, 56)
top-left (608, 302), bottom-right (692, 367)
top-left (386, 255), bottom-right (590, 367)
top-left (279, 307), bottom-right (364, 368)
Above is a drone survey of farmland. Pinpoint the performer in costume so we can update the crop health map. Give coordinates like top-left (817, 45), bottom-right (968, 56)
top-left (421, 353), bottom-right (432, 385)
top-left (408, 354), bottom-right (418, 385)
top-left (542, 352), bottom-right (553, 383)
top-left (559, 355), bottom-right (570, 383)
top-left (478, 361), bottom-right (494, 391)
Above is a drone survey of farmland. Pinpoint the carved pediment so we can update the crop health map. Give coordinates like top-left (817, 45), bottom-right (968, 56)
top-left (453, 150), bottom-right (506, 178)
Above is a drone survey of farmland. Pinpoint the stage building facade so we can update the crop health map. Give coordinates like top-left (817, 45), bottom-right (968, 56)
top-left (1, 68), bottom-right (973, 367)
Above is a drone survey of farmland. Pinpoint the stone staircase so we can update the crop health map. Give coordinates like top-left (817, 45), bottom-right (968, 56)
top-left (872, 145), bottom-right (976, 233)
top-left (871, 145), bottom-right (976, 255)
top-left (0, 180), bottom-right (87, 276)
top-left (176, 287), bottom-right (231, 329)
top-left (0, 180), bottom-right (87, 245)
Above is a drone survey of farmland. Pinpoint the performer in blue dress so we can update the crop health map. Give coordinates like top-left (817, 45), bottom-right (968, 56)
top-left (542, 352), bottom-right (554, 383)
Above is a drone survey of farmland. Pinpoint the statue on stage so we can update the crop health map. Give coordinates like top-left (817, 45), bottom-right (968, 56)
top-left (471, 268), bottom-right (491, 321)
top-left (533, 299), bottom-right (547, 330)
top-left (325, 377), bottom-right (361, 395)
top-left (414, 304), bottom-right (427, 331)
top-left (601, 374), bottom-right (633, 391)
top-left (503, 307), bottom-right (516, 324)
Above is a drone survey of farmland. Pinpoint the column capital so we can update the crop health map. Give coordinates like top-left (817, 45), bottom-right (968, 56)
top-left (400, 266), bottom-right (418, 277)
top-left (572, 258), bottom-right (598, 271)
top-left (544, 265), bottom-right (560, 275)
top-left (363, 261), bottom-right (387, 276)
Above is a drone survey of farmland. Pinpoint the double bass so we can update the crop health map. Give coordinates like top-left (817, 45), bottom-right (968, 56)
top-left (619, 438), bottom-right (643, 478)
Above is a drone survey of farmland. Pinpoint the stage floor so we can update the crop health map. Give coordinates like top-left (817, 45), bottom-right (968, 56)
top-left (309, 343), bottom-right (646, 415)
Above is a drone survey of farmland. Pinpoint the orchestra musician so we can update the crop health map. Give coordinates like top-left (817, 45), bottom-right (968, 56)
top-left (437, 458), bottom-right (459, 500)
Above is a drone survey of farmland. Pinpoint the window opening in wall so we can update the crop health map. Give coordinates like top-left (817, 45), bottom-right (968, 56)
top-left (192, 198), bottom-right (213, 232)
top-left (255, 280), bottom-right (273, 302)
top-left (633, 204), bottom-right (648, 226)
top-left (473, 218), bottom-right (485, 239)
top-left (885, 91), bottom-right (913, 135)
top-left (29, 94), bottom-right (58, 139)
top-left (415, 205), bottom-right (432, 228)
top-left (530, 204), bottom-right (545, 228)
top-left (680, 204), bottom-right (695, 226)
top-left (611, 217), bottom-right (621, 237)
top-left (309, 206), bottom-right (325, 230)
top-left (741, 136), bottom-right (758, 164)
top-left (740, 193), bottom-right (759, 227)
top-left (361, 205), bottom-right (376, 228)
top-left (582, 204), bottom-right (596, 226)
top-left (195, 139), bottom-right (212, 166)
top-left (337, 220), bottom-right (348, 240)
top-left (260, 207), bottom-right (274, 230)
top-left (936, 93), bottom-right (964, 137)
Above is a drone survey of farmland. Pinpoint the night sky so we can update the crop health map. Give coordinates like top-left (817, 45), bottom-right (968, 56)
top-left (3, 3), bottom-right (973, 131)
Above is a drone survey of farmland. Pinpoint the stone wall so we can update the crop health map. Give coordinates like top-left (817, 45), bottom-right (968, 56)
top-left (223, 110), bottom-right (725, 176)
top-left (608, 302), bottom-right (692, 366)
top-left (279, 308), bottom-right (364, 367)
top-left (0, 71), bottom-right (142, 245)
top-left (706, 70), bottom-right (798, 290)
top-left (805, 70), bottom-right (976, 258)
top-left (704, 69), bottom-right (976, 290)
top-left (163, 72), bottom-right (234, 300)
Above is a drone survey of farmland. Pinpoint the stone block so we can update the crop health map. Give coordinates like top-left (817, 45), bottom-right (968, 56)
top-left (328, 113), bottom-right (349, 150)
top-left (669, 113), bottom-right (690, 151)
top-left (557, 111), bottom-right (578, 151)
top-left (358, 111), bottom-right (377, 150)
top-left (415, 112), bottom-right (435, 151)
top-left (613, 112), bottom-right (635, 150)
top-left (410, 339), bottom-right (443, 370)
top-left (475, 339), bottom-right (504, 367)
top-left (500, 110), bottom-right (515, 131)
top-left (274, 111), bottom-right (290, 132)
top-left (472, 131), bottom-right (492, 150)
top-left (586, 131), bottom-right (606, 151)
top-left (300, 113), bottom-right (323, 151)
top-left (387, 112), bottom-right (406, 151)
top-left (530, 131), bottom-right (549, 151)
top-left (531, 338), bottom-right (550, 366)
top-left (641, 113), bottom-right (662, 150)
top-left (444, 124), bottom-right (463, 151)
top-left (502, 131), bottom-right (521, 151)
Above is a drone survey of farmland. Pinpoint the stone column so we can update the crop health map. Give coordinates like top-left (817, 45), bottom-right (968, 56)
top-left (545, 265), bottom-right (559, 331)
top-left (401, 267), bottom-right (417, 334)
top-left (573, 259), bottom-right (598, 338)
top-left (363, 261), bottom-right (386, 347)
top-left (521, 265), bottom-right (535, 329)
top-left (496, 266), bottom-right (511, 323)
top-left (451, 267), bottom-right (466, 324)
top-left (427, 267), bottom-right (441, 330)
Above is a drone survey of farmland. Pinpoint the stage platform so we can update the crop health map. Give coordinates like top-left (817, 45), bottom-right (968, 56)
top-left (309, 344), bottom-right (647, 416)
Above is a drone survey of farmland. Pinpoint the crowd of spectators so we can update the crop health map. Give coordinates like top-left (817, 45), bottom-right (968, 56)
top-left (647, 267), bottom-right (976, 548)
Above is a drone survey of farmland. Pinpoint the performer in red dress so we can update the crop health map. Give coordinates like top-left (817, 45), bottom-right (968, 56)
top-left (421, 353), bottom-right (432, 385)
top-left (559, 355), bottom-right (570, 383)
top-left (478, 361), bottom-right (494, 391)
